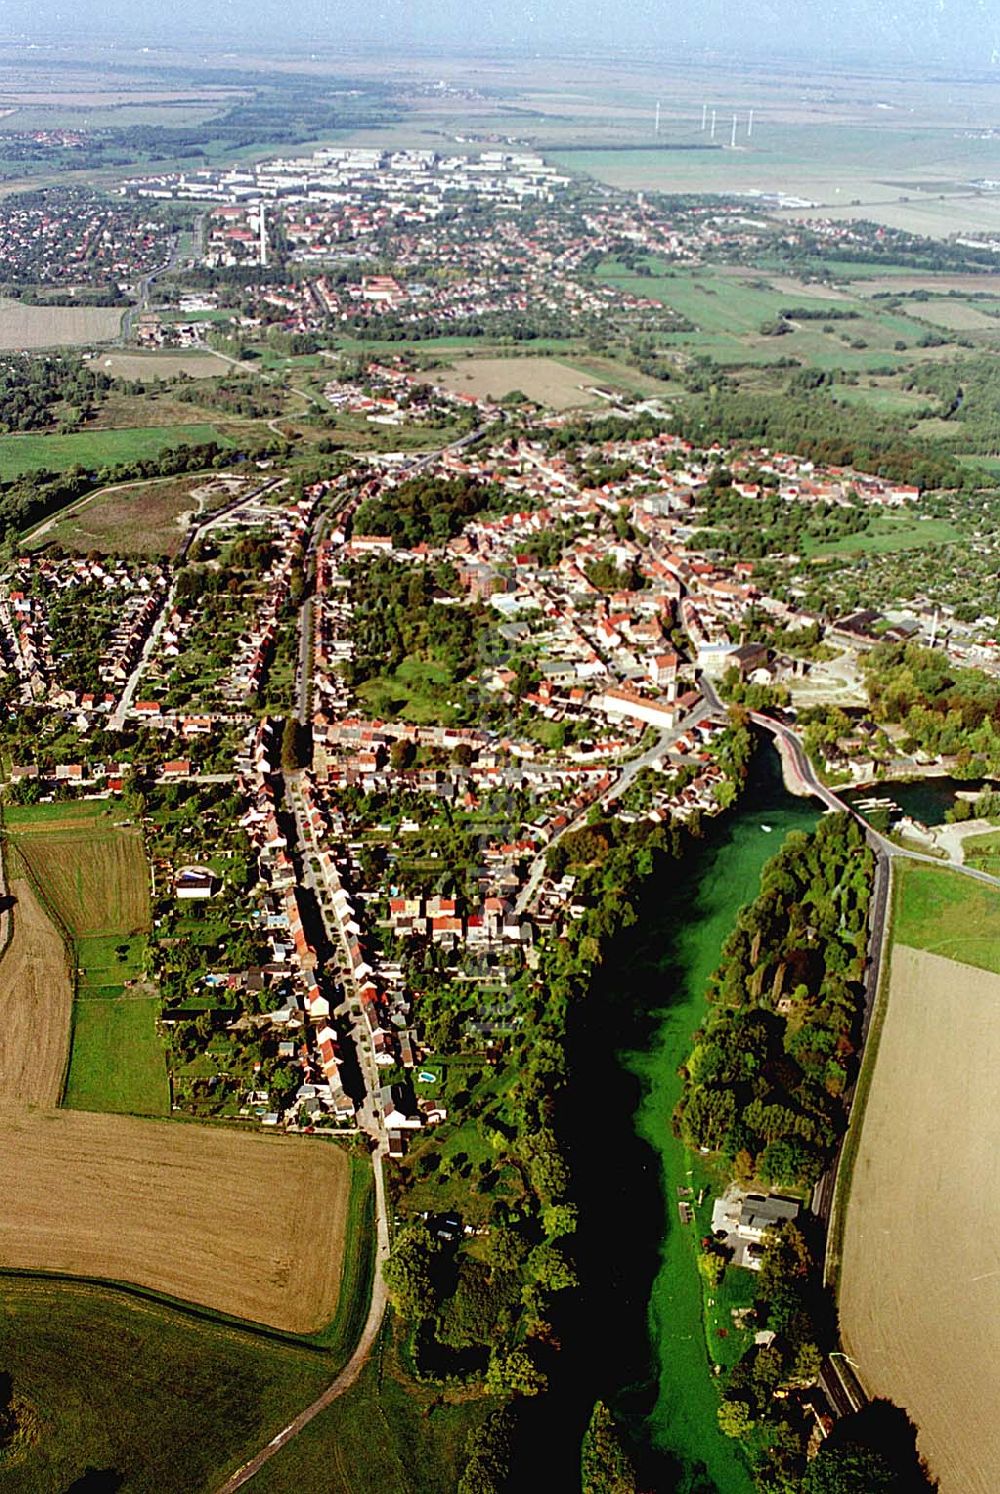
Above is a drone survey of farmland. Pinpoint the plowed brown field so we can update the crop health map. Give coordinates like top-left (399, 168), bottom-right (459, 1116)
top-left (839, 944), bottom-right (1000, 1494)
top-left (0, 1107), bottom-right (350, 1334)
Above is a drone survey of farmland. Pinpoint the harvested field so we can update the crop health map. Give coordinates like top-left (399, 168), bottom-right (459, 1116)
top-left (417, 355), bottom-right (599, 409)
top-left (0, 875), bottom-right (72, 1107)
top-left (839, 944), bottom-right (1000, 1494)
top-left (0, 1106), bottom-right (351, 1334)
top-left (9, 810), bottom-right (150, 939)
top-left (0, 297), bottom-right (122, 350)
top-left (903, 299), bottom-right (1000, 331)
top-left (95, 350), bottom-right (229, 382)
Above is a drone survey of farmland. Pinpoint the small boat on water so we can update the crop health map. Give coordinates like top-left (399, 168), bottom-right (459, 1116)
top-left (760, 824), bottom-right (773, 832)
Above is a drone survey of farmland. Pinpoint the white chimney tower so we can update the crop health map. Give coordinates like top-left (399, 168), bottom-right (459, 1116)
top-left (258, 203), bottom-right (267, 268)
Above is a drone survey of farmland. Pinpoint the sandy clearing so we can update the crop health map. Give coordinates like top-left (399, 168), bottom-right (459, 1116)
top-left (0, 877), bottom-right (72, 1107)
top-left (0, 1106), bottom-right (351, 1334)
top-left (839, 944), bottom-right (1000, 1494)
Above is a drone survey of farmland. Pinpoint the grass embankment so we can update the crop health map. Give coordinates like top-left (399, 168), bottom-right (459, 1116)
top-left (0, 1276), bottom-right (333, 1494)
top-left (4, 801), bottom-right (166, 1115)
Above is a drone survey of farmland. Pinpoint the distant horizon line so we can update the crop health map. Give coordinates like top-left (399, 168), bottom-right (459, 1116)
top-left (0, 33), bottom-right (996, 82)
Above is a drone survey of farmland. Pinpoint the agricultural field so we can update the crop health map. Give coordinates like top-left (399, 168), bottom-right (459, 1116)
top-left (94, 349), bottom-right (229, 381)
top-left (839, 941), bottom-right (1000, 1494)
top-left (416, 354), bottom-right (601, 409)
top-left (593, 259), bottom-right (957, 370)
top-left (0, 1107), bottom-right (351, 1333)
top-left (0, 870), bottom-right (72, 1107)
top-left (549, 117), bottom-right (1000, 237)
top-left (0, 297), bottom-right (123, 350)
top-left (65, 981), bottom-right (168, 1117)
top-left (889, 859), bottom-right (1000, 975)
top-left (7, 802), bottom-right (151, 940)
top-left (0, 422), bottom-right (228, 481)
top-left (4, 802), bottom-right (162, 1114)
top-left (0, 1276), bottom-right (333, 1494)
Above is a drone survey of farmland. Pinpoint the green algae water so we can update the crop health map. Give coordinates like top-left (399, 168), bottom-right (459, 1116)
top-left (567, 745), bottom-right (818, 1492)
top-left (628, 751), bottom-right (817, 1489)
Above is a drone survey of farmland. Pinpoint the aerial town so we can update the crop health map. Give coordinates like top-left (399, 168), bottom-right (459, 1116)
top-left (1, 32), bottom-right (998, 1494)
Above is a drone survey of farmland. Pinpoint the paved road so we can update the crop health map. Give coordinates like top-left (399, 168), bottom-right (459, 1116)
top-left (752, 709), bottom-right (1000, 891)
top-left (210, 777), bottom-right (397, 1491)
top-left (122, 231), bottom-right (181, 341)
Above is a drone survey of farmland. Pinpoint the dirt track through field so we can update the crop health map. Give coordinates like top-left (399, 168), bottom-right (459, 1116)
top-left (0, 1107), bottom-right (351, 1334)
top-left (839, 944), bottom-right (1000, 1494)
top-left (0, 877), bottom-right (73, 1106)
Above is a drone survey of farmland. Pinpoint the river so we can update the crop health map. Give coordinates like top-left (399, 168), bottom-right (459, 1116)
top-left (567, 743), bottom-right (818, 1492)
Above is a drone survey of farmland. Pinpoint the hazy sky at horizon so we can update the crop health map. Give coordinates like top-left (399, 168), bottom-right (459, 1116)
top-left (2, 0), bottom-right (999, 69)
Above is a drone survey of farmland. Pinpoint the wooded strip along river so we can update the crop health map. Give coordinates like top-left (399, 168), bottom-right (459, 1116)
top-left (567, 744), bottom-right (819, 1492)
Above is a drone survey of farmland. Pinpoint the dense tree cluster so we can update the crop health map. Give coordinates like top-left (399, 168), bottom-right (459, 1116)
top-left (863, 640), bottom-right (1000, 775)
top-left (353, 475), bottom-right (501, 548)
top-left (0, 354), bottom-right (113, 433)
top-left (672, 391), bottom-right (966, 491)
top-left (676, 813), bottom-right (874, 1187)
top-left (693, 468), bottom-right (871, 560)
top-left (346, 556), bottom-right (487, 695)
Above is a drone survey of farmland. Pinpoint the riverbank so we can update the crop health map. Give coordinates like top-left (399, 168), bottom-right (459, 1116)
top-left (566, 744), bottom-right (818, 1491)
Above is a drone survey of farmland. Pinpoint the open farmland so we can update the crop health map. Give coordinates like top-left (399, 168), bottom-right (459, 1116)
top-left (8, 803), bottom-right (150, 938)
top-left (0, 1106), bottom-right (351, 1333)
top-left (0, 422), bottom-right (228, 482)
top-left (417, 355), bottom-right (601, 409)
top-left (5, 802), bottom-right (162, 1113)
top-left (0, 872), bottom-right (72, 1106)
top-left (0, 297), bottom-right (123, 349)
top-left (839, 942), bottom-right (1000, 1494)
top-left (593, 259), bottom-right (967, 370)
top-left (95, 349), bottom-right (229, 381)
